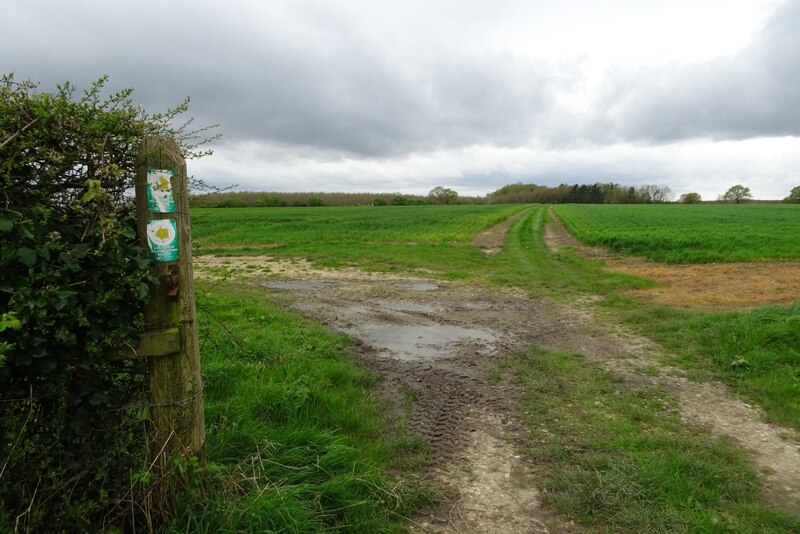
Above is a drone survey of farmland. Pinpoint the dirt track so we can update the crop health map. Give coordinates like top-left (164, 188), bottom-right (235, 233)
top-left (261, 277), bottom-right (578, 532)
top-left (195, 218), bottom-right (800, 532)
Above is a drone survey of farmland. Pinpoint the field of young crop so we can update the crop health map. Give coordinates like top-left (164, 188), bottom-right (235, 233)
top-left (552, 203), bottom-right (800, 263)
top-left (192, 205), bottom-right (525, 247)
top-left (191, 204), bottom-right (528, 276)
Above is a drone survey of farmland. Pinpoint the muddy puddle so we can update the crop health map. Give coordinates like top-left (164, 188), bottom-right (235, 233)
top-left (374, 301), bottom-right (439, 314)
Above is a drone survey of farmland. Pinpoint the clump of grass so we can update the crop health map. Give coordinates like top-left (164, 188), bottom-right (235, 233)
top-left (166, 282), bottom-right (430, 532)
top-left (500, 347), bottom-right (800, 532)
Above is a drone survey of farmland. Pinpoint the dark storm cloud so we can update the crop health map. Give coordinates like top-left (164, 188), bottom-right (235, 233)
top-left (1, 0), bottom-right (557, 156)
top-left (597, 0), bottom-right (800, 142)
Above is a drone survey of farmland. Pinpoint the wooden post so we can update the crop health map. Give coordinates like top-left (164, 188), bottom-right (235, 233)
top-left (135, 136), bottom-right (206, 469)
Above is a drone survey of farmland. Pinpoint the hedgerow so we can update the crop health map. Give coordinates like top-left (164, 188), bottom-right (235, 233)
top-left (0, 75), bottom-right (213, 532)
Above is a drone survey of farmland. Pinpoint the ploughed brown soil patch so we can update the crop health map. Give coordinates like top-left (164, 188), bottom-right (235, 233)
top-left (545, 208), bottom-right (800, 311)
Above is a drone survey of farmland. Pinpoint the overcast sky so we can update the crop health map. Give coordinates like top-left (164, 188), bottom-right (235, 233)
top-left (3, 0), bottom-right (799, 199)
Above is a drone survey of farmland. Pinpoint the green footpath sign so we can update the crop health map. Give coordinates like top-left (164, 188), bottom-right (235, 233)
top-left (146, 219), bottom-right (179, 262)
top-left (147, 169), bottom-right (176, 213)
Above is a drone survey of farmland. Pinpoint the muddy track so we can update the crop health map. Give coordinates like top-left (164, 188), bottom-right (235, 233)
top-left (265, 273), bottom-right (800, 527)
top-left (269, 278), bottom-right (577, 532)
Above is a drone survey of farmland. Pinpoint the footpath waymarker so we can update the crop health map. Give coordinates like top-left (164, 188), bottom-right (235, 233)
top-left (147, 168), bottom-right (177, 213)
top-left (146, 219), bottom-right (179, 262)
top-left (132, 136), bottom-right (206, 470)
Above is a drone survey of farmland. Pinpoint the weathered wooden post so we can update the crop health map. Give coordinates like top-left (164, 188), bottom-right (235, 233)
top-left (133, 135), bottom-right (206, 469)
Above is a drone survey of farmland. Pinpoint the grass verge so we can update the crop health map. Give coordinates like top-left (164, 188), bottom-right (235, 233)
top-left (624, 303), bottom-right (800, 431)
top-left (166, 281), bottom-right (430, 532)
top-left (499, 346), bottom-right (800, 532)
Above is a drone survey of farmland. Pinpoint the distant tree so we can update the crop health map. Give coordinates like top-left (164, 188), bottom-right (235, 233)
top-left (719, 185), bottom-right (752, 204)
top-left (428, 186), bottom-right (458, 204)
top-left (784, 186), bottom-right (800, 203)
top-left (679, 192), bottom-right (702, 204)
top-left (391, 194), bottom-right (408, 206)
top-left (652, 184), bottom-right (674, 203)
top-left (637, 184), bottom-right (674, 203)
top-left (372, 197), bottom-right (387, 206)
top-left (307, 196), bottom-right (324, 207)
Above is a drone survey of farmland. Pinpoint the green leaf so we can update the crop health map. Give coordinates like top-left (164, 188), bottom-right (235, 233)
top-left (36, 358), bottom-right (58, 373)
top-left (0, 312), bottom-right (22, 332)
top-left (16, 247), bottom-right (37, 266)
top-left (0, 214), bottom-right (13, 232)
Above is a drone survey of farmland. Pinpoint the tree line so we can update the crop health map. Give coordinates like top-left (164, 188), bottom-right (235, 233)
top-left (189, 183), bottom-right (675, 207)
top-left (189, 190), bottom-right (479, 207)
top-left (487, 182), bottom-right (674, 204)
top-left (191, 182), bottom-right (800, 208)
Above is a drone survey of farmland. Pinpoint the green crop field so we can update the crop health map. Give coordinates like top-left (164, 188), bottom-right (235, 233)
top-left (552, 203), bottom-right (800, 263)
top-left (192, 204), bottom-right (524, 246)
top-left (191, 204), bottom-right (527, 276)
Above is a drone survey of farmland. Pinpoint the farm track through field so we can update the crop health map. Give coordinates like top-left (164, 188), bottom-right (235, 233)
top-left (195, 212), bottom-right (800, 531)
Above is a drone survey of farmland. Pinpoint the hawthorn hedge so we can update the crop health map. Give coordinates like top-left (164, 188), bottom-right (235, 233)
top-left (0, 75), bottom-right (211, 532)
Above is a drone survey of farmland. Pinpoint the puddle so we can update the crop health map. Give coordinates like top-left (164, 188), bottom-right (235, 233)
top-left (349, 323), bottom-right (500, 361)
top-left (262, 281), bottom-right (330, 290)
top-left (374, 301), bottom-right (438, 314)
top-left (396, 282), bottom-right (439, 292)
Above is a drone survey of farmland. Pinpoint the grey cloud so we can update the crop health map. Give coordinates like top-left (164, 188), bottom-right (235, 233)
top-left (1, 1), bottom-right (560, 156)
top-left (3, 0), bottom-right (798, 164)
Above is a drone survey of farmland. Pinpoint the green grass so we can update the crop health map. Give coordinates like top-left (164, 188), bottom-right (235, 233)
top-left (624, 303), bottom-right (800, 431)
top-left (167, 282), bottom-right (430, 532)
top-left (192, 204), bottom-right (800, 430)
top-left (553, 203), bottom-right (800, 263)
top-left (499, 346), bottom-right (800, 533)
top-left (485, 205), bottom-right (655, 297)
top-left (185, 203), bottom-right (800, 529)
top-left (191, 205), bottom-right (526, 276)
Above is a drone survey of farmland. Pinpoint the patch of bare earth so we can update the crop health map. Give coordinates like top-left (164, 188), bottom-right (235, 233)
top-left (196, 256), bottom-right (800, 529)
top-left (545, 207), bottom-right (800, 311)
